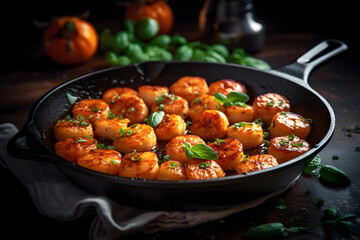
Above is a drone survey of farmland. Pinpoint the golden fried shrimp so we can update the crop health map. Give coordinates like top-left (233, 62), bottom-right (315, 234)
top-left (188, 95), bottom-right (225, 120)
top-left (94, 118), bottom-right (130, 140)
top-left (184, 160), bottom-right (225, 180)
top-left (269, 112), bottom-right (311, 139)
top-left (102, 87), bottom-right (138, 104)
top-left (54, 116), bottom-right (93, 141)
top-left (72, 99), bottom-right (110, 124)
top-left (118, 151), bottom-right (159, 180)
top-left (170, 76), bottom-right (209, 102)
top-left (165, 135), bottom-right (205, 163)
top-left (113, 124), bottom-right (156, 153)
top-left (110, 94), bottom-right (149, 124)
top-left (151, 93), bottom-right (189, 119)
top-left (208, 138), bottom-right (245, 171)
top-left (190, 110), bottom-right (229, 140)
top-left (55, 137), bottom-right (97, 163)
top-left (225, 104), bottom-right (255, 124)
top-left (156, 160), bottom-right (187, 180)
top-left (208, 79), bottom-right (247, 96)
top-left (154, 114), bottom-right (186, 141)
top-left (226, 122), bottom-right (264, 149)
top-left (267, 135), bottom-right (310, 164)
top-left (77, 149), bottom-right (121, 175)
top-left (253, 93), bottom-right (290, 123)
top-left (236, 154), bottom-right (279, 174)
top-left (138, 85), bottom-right (169, 107)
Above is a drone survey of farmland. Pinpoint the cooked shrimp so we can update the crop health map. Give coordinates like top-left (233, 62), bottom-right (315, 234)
top-left (165, 135), bottom-right (206, 163)
top-left (226, 122), bottom-right (264, 149)
top-left (151, 93), bottom-right (189, 119)
top-left (236, 154), bottom-right (279, 174)
top-left (190, 110), bottom-right (229, 140)
top-left (77, 149), bottom-right (121, 175)
top-left (154, 114), bottom-right (186, 141)
top-left (184, 160), bottom-right (225, 180)
top-left (110, 94), bottom-right (149, 124)
top-left (267, 135), bottom-right (310, 164)
top-left (225, 104), bottom-right (255, 124)
top-left (156, 160), bottom-right (187, 180)
top-left (113, 124), bottom-right (157, 153)
top-left (55, 137), bottom-right (97, 163)
top-left (208, 79), bottom-right (247, 96)
top-left (170, 76), bottom-right (209, 102)
top-left (118, 151), bottom-right (159, 180)
top-left (208, 138), bottom-right (245, 171)
top-left (72, 99), bottom-right (110, 124)
top-left (54, 115), bottom-right (94, 141)
top-left (188, 95), bottom-right (225, 120)
top-left (138, 85), bottom-right (169, 107)
top-left (102, 87), bottom-right (138, 104)
top-left (269, 112), bottom-right (311, 139)
top-left (253, 93), bottom-right (290, 123)
top-left (94, 117), bottom-right (130, 140)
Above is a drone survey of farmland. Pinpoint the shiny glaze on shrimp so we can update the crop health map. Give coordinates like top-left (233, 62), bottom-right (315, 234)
top-left (94, 118), bottom-right (130, 140)
top-left (270, 112), bottom-right (311, 139)
top-left (165, 135), bottom-right (205, 163)
top-left (154, 114), bottom-right (186, 141)
top-left (72, 99), bottom-right (110, 124)
top-left (208, 79), bottom-right (247, 96)
top-left (225, 104), bottom-right (255, 124)
top-left (151, 93), bottom-right (189, 119)
top-left (54, 116), bottom-right (93, 141)
top-left (184, 160), bottom-right (225, 180)
top-left (188, 95), bottom-right (225, 120)
top-left (77, 149), bottom-right (121, 175)
top-left (156, 160), bottom-right (186, 180)
top-left (190, 110), bottom-right (229, 140)
top-left (170, 76), bottom-right (209, 102)
top-left (118, 151), bottom-right (159, 180)
top-left (138, 85), bottom-right (169, 107)
top-left (208, 138), bottom-right (244, 171)
top-left (253, 93), bottom-right (290, 123)
top-left (236, 154), bottom-right (279, 174)
top-left (110, 94), bottom-right (149, 124)
top-left (55, 137), bottom-right (97, 163)
top-left (102, 87), bottom-right (138, 104)
top-left (267, 135), bottom-right (310, 164)
top-left (226, 122), bottom-right (264, 149)
top-left (113, 124), bottom-right (157, 153)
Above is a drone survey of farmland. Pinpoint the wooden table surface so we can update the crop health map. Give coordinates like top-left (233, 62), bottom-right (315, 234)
top-left (1, 2), bottom-right (359, 239)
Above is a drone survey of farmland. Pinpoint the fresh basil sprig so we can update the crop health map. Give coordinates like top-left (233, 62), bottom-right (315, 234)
top-left (182, 142), bottom-right (218, 160)
top-left (244, 206), bottom-right (358, 239)
top-left (146, 111), bottom-right (165, 128)
top-left (303, 155), bottom-right (351, 186)
top-left (214, 91), bottom-right (250, 107)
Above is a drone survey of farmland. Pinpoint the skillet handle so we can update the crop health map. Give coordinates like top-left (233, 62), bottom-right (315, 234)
top-left (275, 39), bottom-right (348, 82)
top-left (7, 122), bottom-right (56, 163)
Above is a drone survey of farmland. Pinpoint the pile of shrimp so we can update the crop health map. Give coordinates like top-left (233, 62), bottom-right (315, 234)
top-left (54, 76), bottom-right (312, 181)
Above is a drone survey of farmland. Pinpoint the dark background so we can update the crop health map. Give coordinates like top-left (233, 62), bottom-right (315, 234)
top-left (2, 0), bottom-right (357, 72)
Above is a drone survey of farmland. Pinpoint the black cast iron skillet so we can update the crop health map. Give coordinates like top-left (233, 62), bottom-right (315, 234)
top-left (8, 40), bottom-right (347, 211)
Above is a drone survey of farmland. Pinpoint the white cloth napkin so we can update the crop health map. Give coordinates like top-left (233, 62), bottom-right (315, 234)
top-left (0, 123), bottom-right (295, 240)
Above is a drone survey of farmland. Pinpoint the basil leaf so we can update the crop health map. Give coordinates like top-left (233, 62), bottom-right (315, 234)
top-left (323, 206), bottom-right (342, 220)
top-left (191, 144), bottom-right (218, 160)
top-left (210, 44), bottom-right (229, 58)
top-left (319, 165), bottom-right (351, 185)
top-left (303, 155), bottom-right (321, 174)
top-left (337, 220), bottom-right (359, 235)
top-left (66, 93), bottom-right (77, 105)
top-left (174, 45), bottom-right (193, 61)
top-left (146, 111), bottom-right (165, 128)
top-left (227, 92), bottom-right (250, 103)
top-left (244, 222), bottom-right (287, 239)
top-left (185, 149), bottom-right (195, 160)
top-left (213, 92), bottom-right (227, 103)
